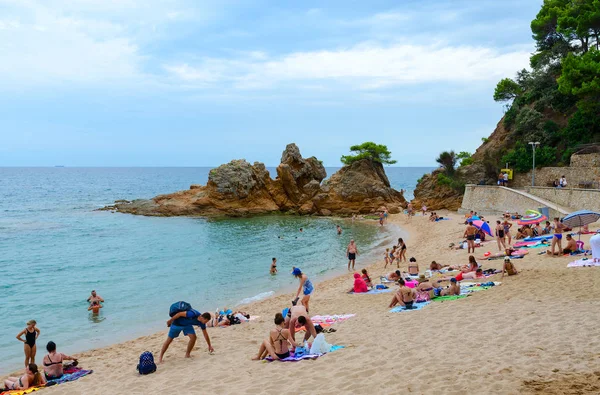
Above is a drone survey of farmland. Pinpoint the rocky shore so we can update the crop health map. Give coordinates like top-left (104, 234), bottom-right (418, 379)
top-left (101, 144), bottom-right (406, 217)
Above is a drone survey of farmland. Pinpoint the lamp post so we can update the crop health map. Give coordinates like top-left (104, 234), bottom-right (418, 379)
top-left (528, 142), bottom-right (540, 187)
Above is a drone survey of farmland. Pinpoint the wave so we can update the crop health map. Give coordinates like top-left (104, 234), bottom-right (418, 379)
top-left (237, 291), bottom-right (274, 305)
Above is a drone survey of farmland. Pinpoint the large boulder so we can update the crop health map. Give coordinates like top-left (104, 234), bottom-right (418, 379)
top-left (276, 143), bottom-right (327, 204)
top-left (411, 170), bottom-right (463, 211)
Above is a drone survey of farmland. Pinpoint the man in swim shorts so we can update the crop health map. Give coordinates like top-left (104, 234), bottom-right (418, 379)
top-left (159, 309), bottom-right (214, 363)
top-left (551, 217), bottom-right (566, 256)
top-left (463, 222), bottom-right (477, 254)
top-left (285, 305), bottom-right (317, 344)
top-left (347, 240), bottom-right (358, 270)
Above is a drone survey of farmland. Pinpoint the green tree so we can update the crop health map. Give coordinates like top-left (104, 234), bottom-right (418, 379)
top-left (456, 151), bottom-right (473, 166)
top-left (436, 151), bottom-right (457, 175)
top-left (494, 78), bottom-right (522, 102)
top-left (340, 142), bottom-right (397, 166)
top-left (558, 49), bottom-right (600, 103)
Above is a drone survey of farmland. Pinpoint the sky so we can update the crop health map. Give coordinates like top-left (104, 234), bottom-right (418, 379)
top-left (0, 0), bottom-right (542, 167)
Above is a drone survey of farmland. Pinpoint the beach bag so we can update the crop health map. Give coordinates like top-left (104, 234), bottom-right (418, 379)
top-left (169, 301), bottom-right (192, 317)
top-left (137, 351), bottom-right (156, 375)
top-left (227, 314), bottom-right (241, 325)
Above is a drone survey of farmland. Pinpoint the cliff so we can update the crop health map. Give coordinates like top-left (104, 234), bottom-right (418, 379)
top-left (411, 170), bottom-right (462, 211)
top-left (103, 144), bottom-right (407, 217)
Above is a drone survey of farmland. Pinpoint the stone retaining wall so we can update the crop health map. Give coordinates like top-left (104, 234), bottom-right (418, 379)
top-left (459, 185), bottom-right (570, 218)
top-left (511, 166), bottom-right (600, 189)
top-left (523, 187), bottom-right (600, 213)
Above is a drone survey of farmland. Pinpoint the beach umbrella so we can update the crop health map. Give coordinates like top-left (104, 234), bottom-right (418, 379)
top-left (471, 215), bottom-right (481, 220)
top-left (472, 220), bottom-right (493, 237)
top-left (562, 210), bottom-right (600, 240)
top-left (517, 210), bottom-right (547, 225)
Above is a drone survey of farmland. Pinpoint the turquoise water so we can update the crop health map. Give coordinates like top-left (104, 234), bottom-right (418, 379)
top-left (0, 166), bottom-right (432, 373)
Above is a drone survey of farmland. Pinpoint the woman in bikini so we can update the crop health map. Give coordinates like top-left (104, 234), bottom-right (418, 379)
top-left (389, 279), bottom-right (416, 308)
top-left (292, 267), bottom-right (313, 313)
top-left (495, 221), bottom-right (507, 252)
top-left (16, 320), bottom-right (40, 367)
top-left (502, 220), bottom-right (513, 246)
top-left (252, 313), bottom-right (298, 360)
top-left (407, 257), bottom-right (419, 276)
top-left (396, 238), bottom-right (407, 263)
top-left (415, 274), bottom-right (434, 302)
top-left (42, 341), bottom-right (78, 380)
top-left (4, 364), bottom-right (45, 390)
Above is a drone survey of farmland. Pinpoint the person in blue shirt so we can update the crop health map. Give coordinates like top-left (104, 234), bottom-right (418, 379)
top-left (158, 309), bottom-right (214, 363)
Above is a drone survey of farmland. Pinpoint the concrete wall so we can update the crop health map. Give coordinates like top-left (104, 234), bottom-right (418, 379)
top-left (512, 166), bottom-right (600, 189)
top-left (523, 186), bottom-right (600, 213)
top-left (459, 185), bottom-right (571, 218)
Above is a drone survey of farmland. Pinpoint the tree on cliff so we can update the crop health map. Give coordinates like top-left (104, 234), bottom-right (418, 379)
top-left (340, 142), bottom-right (397, 166)
top-left (436, 151), bottom-right (457, 175)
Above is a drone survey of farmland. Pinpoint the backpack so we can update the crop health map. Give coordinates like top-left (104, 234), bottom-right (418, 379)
top-left (137, 351), bottom-right (156, 375)
top-left (169, 301), bottom-right (192, 317)
top-left (227, 314), bottom-right (241, 325)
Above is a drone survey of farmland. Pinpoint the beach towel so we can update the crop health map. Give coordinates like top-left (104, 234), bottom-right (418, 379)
top-left (435, 218), bottom-right (451, 221)
top-left (349, 288), bottom-right (392, 295)
top-left (0, 388), bottom-right (43, 395)
top-left (46, 368), bottom-right (93, 385)
top-left (389, 301), bottom-right (430, 313)
top-left (567, 258), bottom-right (600, 267)
top-left (311, 314), bottom-right (355, 326)
top-left (266, 345), bottom-right (344, 362)
top-left (432, 295), bottom-right (468, 302)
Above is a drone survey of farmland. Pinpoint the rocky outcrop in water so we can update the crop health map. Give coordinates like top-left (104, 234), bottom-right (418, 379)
top-left (102, 143), bottom-right (406, 217)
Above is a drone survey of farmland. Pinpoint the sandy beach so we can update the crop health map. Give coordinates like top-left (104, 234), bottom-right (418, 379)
top-left (4, 211), bottom-right (600, 394)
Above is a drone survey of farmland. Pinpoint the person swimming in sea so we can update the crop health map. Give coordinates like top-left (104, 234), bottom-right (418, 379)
top-left (270, 257), bottom-right (278, 275)
top-left (88, 301), bottom-right (103, 314)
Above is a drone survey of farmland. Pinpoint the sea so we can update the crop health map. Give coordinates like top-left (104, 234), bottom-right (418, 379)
top-left (0, 166), bottom-right (433, 373)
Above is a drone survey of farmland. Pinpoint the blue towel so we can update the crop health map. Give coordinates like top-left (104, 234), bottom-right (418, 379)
top-left (390, 301), bottom-right (430, 313)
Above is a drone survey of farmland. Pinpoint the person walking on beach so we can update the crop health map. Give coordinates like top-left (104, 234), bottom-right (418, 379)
top-left (292, 268), bottom-right (313, 312)
top-left (383, 208), bottom-right (389, 222)
top-left (270, 258), bottom-right (278, 275)
top-left (463, 222), bottom-right (477, 254)
top-left (379, 212), bottom-right (385, 226)
top-left (406, 203), bottom-right (414, 219)
top-left (159, 309), bottom-right (214, 363)
top-left (347, 240), bottom-right (359, 270)
top-left (495, 221), bottom-right (507, 252)
top-left (16, 320), bottom-right (40, 367)
top-left (396, 238), bottom-right (407, 263)
top-left (550, 217), bottom-right (566, 256)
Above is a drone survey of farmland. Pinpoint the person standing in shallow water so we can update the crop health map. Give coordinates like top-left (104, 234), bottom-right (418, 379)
top-left (347, 240), bottom-right (359, 270)
top-left (270, 258), bottom-right (278, 275)
top-left (336, 225), bottom-right (342, 235)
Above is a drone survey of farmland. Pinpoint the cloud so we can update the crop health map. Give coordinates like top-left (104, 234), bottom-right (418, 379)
top-left (163, 42), bottom-right (531, 91)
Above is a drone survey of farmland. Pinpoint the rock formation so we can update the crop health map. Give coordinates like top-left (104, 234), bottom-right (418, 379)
top-left (102, 144), bottom-right (406, 217)
top-left (411, 170), bottom-right (463, 211)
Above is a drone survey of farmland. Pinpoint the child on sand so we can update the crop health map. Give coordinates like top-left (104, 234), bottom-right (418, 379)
top-left (384, 248), bottom-right (390, 268)
top-left (501, 258), bottom-right (518, 278)
top-left (16, 320), bottom-right (40, 367)
top-left (361, 268), bottom-right (373, 288)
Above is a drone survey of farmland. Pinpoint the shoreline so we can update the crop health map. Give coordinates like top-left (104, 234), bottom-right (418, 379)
top-left (0, 216), bottom-right (397, 376)
top-left (4, 211), bottom-right (600, 394)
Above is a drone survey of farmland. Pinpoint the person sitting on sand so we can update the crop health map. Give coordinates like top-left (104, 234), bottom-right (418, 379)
top-left (501, 258), bottom-right (518, 278)
top-left (87, 290), bottom-right (104, 305)
top-left (159, 308), bottom-right (214, 363)
top-left (476, 228), bottom-right (486, 242)
top-left (441, 278), bottom-right (461, 296)
top-left (542, 221), bottom-right (552, 235)
top-left (350, 273), bottom-right (368, 293)
top-left (252, 313), bottom-right (298, 361)
top-left (87, 301), bottom-right (102, 314)
top-left (42, 341), bottom-right (78, 380)
top-left (407, 257), bottom-right (419, 276)
top-left (389, 279), bottom-right (416, 309)
top-left (515, 227), bottom-right (525, 239)
top-left (361, 268), bottom-right (373, 288)
top-left (415, 274), bottom-right (434, 302)
top-left (533, 222), bottom-right (543, 237)
top-left (524, 225), bottom-right (534, 238)
top-left (270, 258), bottom-right (278, 275)
top-left (548, 234), bottom-right (577, 255)
top-left (285, 304), bottom-right (317, 344)
top-left (292, 267), bottom-right (313, 313)
top-left (4, 364), bottom-right (45, 391)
